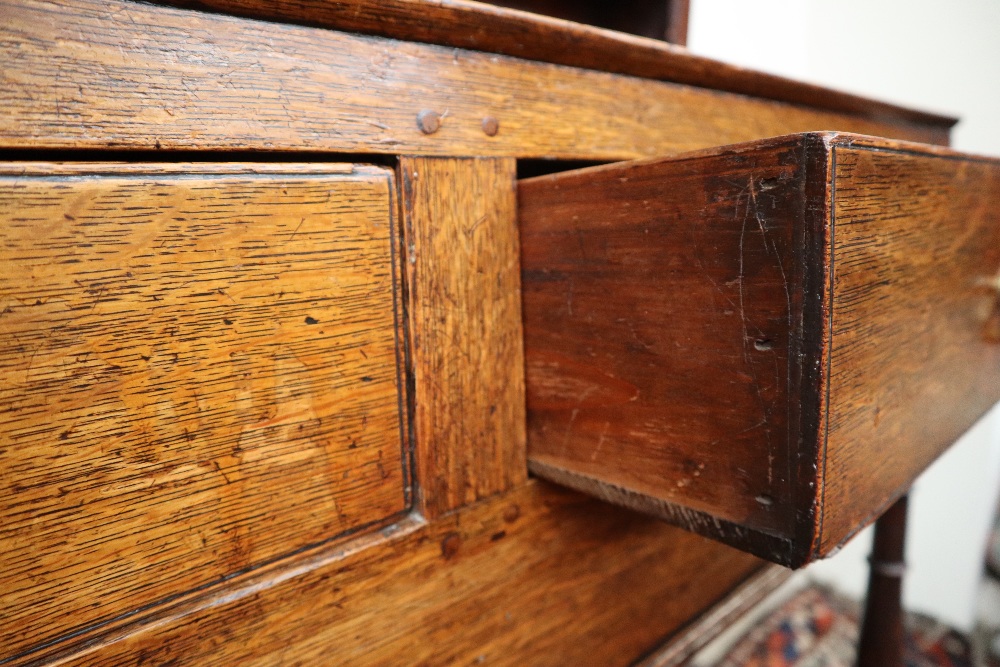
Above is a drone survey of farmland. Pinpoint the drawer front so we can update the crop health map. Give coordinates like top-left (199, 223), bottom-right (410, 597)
top-left (520, 133), bottom-right (1000, 566)
top-left (0, 163), bottom-right (408, 658)
top-left (821, 143), bottom-right (1000, 553)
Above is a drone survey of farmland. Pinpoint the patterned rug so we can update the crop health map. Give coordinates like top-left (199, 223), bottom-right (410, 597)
top-left (717, 586), bottom-right (972, 667)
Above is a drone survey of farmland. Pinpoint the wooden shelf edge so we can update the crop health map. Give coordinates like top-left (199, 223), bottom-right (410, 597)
top-left (155, 0), bottom-right (958, 129)
top-left (635, 564), bottom-right (794, 667)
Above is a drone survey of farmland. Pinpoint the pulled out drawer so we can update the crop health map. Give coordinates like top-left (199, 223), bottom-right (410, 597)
top-left (520, 133), bottom-right (1000, 567)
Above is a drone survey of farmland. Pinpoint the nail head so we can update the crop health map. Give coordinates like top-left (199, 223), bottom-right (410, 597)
top-left (417, 109), bottom-right (441, 134)
top-left (481, 116), bottom-right (499, 137)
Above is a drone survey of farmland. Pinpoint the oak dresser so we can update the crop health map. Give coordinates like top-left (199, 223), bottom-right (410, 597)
top-left (2, 1), bottom-right (998, 665)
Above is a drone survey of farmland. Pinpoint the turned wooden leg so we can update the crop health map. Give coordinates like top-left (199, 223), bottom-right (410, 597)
top-left (856, 494), bottom-right (909, 667)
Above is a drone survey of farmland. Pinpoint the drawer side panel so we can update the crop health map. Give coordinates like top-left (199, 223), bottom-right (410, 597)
top-left (521, 138), bottom-right (812, 555)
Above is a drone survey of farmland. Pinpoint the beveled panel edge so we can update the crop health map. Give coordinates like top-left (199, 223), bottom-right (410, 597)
top-left (12, 481), bottom-right (763, 666)
top-left (11, 513), bottom-right (426, 667)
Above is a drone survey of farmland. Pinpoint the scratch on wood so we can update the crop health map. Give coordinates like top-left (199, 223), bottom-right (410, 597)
top-left (743, 176), bottom-right (779, 486)
top-left (464, 214), bottom-right (487, 238)
top-left (591, 421), bottom-right (611, 462)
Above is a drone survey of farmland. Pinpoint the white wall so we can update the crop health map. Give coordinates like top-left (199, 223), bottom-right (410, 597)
top-left (688, 0), bottom-right (1000, 631)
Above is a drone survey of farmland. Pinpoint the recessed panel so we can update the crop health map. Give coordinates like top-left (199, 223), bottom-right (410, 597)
top-left (0, 163), bottom-right (408, 658)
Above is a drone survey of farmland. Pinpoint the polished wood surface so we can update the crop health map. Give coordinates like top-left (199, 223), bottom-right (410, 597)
top-left (0, 0), bottom-right (948, 160)
top-left (856, 495), bottom-right (908, 667)
top-left (17, 482), bottom-right (764, 667)
top-left (399, 157), bottom-right (527, 517)
top-left (0, 163), bottom-right (408, 661)
top-left (521, 133), bottom-right (1000, 566)
top-left (521, 140), bottom-right (804, 556)
top-left (158, 0), bottom-right (954, 128)
top-left (638, 564), bottom-right (793, 666)
top-left (820, 138), bottom-right (1000, 552)
top-left (0, 0), bottom-right (969, 662)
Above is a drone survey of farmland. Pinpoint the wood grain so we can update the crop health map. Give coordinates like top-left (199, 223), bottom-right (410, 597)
top-left (399, 157), bottom-right (526, 517)
top-left (17, 482), bottom-right (764, 667)
top-left (819, 136), bottom-right (1000, 553)
top-left (156, 0), bottom-right (954, 128)
top-left (520, 133), bottom-right (1000, 566)
top-left (0, 162), bottom-right (408, 661)
top-left (0, 0), bottom-right (948, 160)
top-left (520, 137), bottom-right (814, 563)
top-left (637, 564), bottom-right (793, 667)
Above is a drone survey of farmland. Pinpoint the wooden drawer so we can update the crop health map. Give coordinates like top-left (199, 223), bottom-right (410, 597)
top-left (520, 133), bottom-right (1000, 567)
top-left (0, 163), bottom-right (408, 658)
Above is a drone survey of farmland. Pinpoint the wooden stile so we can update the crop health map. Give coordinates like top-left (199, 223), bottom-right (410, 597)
top-left (398, 157), bottom-right (527, 517)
